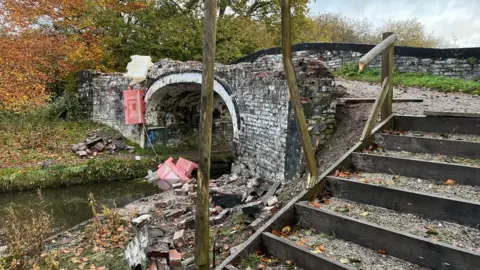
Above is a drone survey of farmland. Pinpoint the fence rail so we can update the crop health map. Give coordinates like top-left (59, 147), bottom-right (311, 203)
top-left (359, 32), bottom-right (397, 141)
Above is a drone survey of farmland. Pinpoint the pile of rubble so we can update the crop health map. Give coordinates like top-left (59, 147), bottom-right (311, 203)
top-left (71, 129), bottom-right (134, 158)
top-left (124, 173), bottom-right (283, 269)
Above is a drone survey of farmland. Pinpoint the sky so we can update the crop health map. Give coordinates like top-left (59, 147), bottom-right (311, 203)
top-left (308, 0), bottom-right (480, 47)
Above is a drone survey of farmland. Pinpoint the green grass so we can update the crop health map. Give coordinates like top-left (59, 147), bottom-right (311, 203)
top-left (335, 62), bottom-right (480, 95)
top-left (0, 157), bottom-right (162, 192)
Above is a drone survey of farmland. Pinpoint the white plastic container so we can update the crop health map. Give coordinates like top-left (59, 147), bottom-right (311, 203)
top-left (124, 55), bottom-right (153, 85)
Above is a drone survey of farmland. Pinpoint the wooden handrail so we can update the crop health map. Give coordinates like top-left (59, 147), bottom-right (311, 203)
top-left (360, 77), bottom-right (390, 141)
top-left (359, 34), bottom-right (397, 72)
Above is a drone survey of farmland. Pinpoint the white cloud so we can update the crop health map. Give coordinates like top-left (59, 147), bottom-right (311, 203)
top-left (308, 0), bottom-right (480, 47)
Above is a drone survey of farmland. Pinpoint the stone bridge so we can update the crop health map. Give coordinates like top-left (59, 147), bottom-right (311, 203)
top-left (79, 53), bottom-right (337, 181)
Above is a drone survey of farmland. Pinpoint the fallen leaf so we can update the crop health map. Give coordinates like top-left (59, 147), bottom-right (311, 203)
top-left (78, 263), bottom-right (86, 269)
top-left (426, 228), bottom-right (439, 235)
top-left (261, 257), bottom-right (272, 263)
top-left (282, 226), bottom-right (292, 234)
top-left (339, 258), bottom-right (350, 264)
top-left (360, 211), bottom-right (369, 217)
top-left (360, 178), bottom-right (369, 183)
top-left (272, 230), bottom-right (282, 237)
top-left (335, 207), bottom-right (349, 213)
top-left (286, 260), bottom-right (293, 265)
top-left (82, 257), bottom-right (89, 262)
top-left (309, 201), bottom-right (322, 208)
top-left (296, 240), bottom-right (304, 246)
top-left (444, 179), bottom-right (456, 185)
top-left (314, 245), bottom-right (326, 253)
top-left (258, 264), bottom-right (265, 269)
top-left (378, 249), bottom-right (387, 254)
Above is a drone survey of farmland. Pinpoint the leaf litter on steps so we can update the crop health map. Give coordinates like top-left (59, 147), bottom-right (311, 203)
top-left (317, 197), bottom-right (480, 253)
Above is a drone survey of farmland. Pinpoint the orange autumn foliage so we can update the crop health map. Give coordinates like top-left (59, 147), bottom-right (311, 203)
top-left (0, 0), bottom-right (105, 112)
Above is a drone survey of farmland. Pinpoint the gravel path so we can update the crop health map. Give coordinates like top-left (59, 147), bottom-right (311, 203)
top-left (337, 79), bottom-right (480, 115)
top-left (349, 172), bottom-right (480, 203)
top-left (285, 228), bottom-right (428, 270)
top-left (318, 197), bottom-right (480, 253)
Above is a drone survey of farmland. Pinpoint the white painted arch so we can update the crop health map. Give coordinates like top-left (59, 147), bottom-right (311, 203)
top-left (144, 72), bottom-right (239, 135)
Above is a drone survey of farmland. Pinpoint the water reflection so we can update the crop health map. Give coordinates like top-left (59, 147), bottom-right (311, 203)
top-left (0, 179), bottom-right (157, 244)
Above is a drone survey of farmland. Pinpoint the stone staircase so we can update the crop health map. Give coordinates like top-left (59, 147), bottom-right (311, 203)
top-left (218, 114), bottom-right (480, 270)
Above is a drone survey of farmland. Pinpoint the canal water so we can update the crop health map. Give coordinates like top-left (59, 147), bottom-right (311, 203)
top-left (0, 161), bottom-right (230, 245)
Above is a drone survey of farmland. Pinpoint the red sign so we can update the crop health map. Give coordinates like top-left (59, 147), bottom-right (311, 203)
top-left (123, 89), bottom-right (145, 125)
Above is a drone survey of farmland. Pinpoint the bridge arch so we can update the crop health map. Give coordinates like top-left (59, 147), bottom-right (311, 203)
top-left (143, 72), bottom-right (239, 149)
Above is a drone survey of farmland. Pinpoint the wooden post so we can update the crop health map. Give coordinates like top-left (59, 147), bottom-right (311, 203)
top-left (280, 0), bottom-right (318, 188)
top-left (195, 0), bottom-right (216, 269)
top-left (381, 32), bottom-right (394, 123)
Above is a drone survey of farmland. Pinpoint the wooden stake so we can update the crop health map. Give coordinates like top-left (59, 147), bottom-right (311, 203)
top-left (195, 0), bottom-right (216, 269)
top-left (381, 32), bottom-right (394, 123)
top-left (280, 0), bottom-right (318, 188)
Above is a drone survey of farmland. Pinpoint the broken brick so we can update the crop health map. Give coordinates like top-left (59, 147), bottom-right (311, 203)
top-left (168, 249), bottom-right (182, 266)
top-left (212, 193), bottom-right (243, 208)
top-left (173, 230), bottom-right (185, 247)
top-left (177, 216), bottom-right (195, 230)
top-left (262, 181), bottom-right (281, 203)
top-left (155, 200), bottom-right (169, 209)
top-left (241, 201), bottom-right (264, 216)
top-left (266, 196), bottom-right (279, 206)
top-left (131, 214), bottom-right (151, 227)
top-left (172, 183), bottom-right (183, 189)
top-left (214, 209), bottom-right (230, 225)
top-left (146, 240), bottom-right (170, 258)
top-left (174, 189), bottom-right (188, 196)
top-left (165, 209), bottom-right (183, 219)
top-left (215, 205), bottom-right (224, 214)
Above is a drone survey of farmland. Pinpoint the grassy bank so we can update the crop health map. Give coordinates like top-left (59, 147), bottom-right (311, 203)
top-left (0, 157), bottom-right (160, 192)
top-left (335, 62), bottom-right (480, 95)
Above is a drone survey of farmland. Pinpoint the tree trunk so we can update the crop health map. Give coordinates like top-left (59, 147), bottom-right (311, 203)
top-left (194, 0), bottom-right (217, 269)
top-left (280, 0), bottom-right (318, 188)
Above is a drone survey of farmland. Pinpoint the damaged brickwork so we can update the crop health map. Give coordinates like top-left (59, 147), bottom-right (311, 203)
top-left (78, 53), bottom-right (337, 181)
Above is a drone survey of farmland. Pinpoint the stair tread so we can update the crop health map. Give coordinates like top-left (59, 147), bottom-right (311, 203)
top-left (271, 228), bottom-right (428, 270)
top-left (351, 152), bottom-right (480, 186)
top-left (363, 148), bottom-right (480, 168)
top-left (380, 130), bottom-right (480, 142)
top-left (346, 172), bottom-right (480, 203)
top-left (311, 197), bottom-right (480, 253)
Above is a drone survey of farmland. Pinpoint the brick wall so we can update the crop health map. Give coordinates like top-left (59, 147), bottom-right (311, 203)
top-left (79, 55), bottom-right (337, 181)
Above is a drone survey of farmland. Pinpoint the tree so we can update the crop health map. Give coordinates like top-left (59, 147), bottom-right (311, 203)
top-left (379, 18), bottom-right (443, 48)
top-left (308, 12), bottom-right (443, 48)
top-left (0, 0), bottom-right (105, 111)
